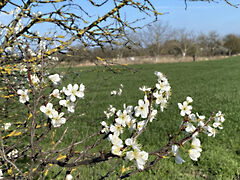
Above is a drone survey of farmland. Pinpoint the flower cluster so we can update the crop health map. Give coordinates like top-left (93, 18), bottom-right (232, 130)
top-left (40, 82), bottom-right (85, 127)
top-left (171, 97), bottom-right (225, 163)
top-left (101, 71), bottom-right (171, 170)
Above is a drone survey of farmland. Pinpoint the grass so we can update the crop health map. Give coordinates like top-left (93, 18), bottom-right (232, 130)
top-left (2, 56), bottom-right (240, 179)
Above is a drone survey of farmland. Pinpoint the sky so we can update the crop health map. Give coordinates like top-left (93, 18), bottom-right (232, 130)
top-left (78, 0), bottom-right (240, 36)
top-left (0, 0), bottom-right (239, 36)
top-left (152, 0), bottom-right (240, 35)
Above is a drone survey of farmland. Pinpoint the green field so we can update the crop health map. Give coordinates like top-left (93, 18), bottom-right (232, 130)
top-left (54, 56), bottom-right (239, 179)
top-left (2, 56), bottom-right (240, 179)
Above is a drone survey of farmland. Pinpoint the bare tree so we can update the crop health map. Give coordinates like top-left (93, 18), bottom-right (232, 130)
top-left (163, 28), bottom-right (196, 58)
top-left (223, 34), bottom-right (240, 56)
top-left (138, 21), bottom-right (172, 58)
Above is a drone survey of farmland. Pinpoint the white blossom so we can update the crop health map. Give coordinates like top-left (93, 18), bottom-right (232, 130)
top-left (171, 145), bottom-right (185, 164)
top-left (186, 96), bottom-right (193, 103)
top-left (149, 109), bottom-right (158, 122)
top-left (104, 105), bottom-right (116, 119)
top-left (185, 122), bottom-right (196, 133)
top-left (191, 138), bottom-right (202, 152)
top-left (51, 111), bottom-right (66, 128)
top-left (108, 134), bottom-right (123, 146)
top-left (59, 98), bottom-right (75, 113)
top-left (126, 118), bottom-right (136, 130)
top-left (125, 138), bottom-right (141, 150)
top-left (63, 84), bottom-right (85, 102)
top-left (189, 148), bottom-right (201, 161)
top-left (48, 74), bottom-right (61, 85)
top-left (110, 123), bottom-right (123, 136)
top-left (115, 110), bottom-right (130, 127)
top-left (108, 134), bottom-right (123, 156)
top-left (178, 101), bottom-right (192, 116)
top-left (136, 120), bottom-right (146, 131)
top-left (153, 92), bottom-right (167, 111)
top-left (100, 121), bottom-right (109, 133)
top-left (112, 145), bottom-right (123, 156)
top-left (30, 74), bottom-right (40, 87)
top-left (204, 126), bottom-right (216, 137)
top-left (40, 103), bottom-right (56, 118)
top-left (188, 138), bottom-right (202, 161)
top-left (17, 89), bottom-right (29, 104)
top-left (213, 111), bottom-right (225, 129)
top-left (135, 97), bottom-right (149, 119)
top-left (154, 71), bottom-right (164, 80)
top-left (111, 90), bottom-right (117, 95)
top-left (126, 149), bottom-right (148, 170)
top-left (156, 81), bottom-right (170, 93)
top-left (50, 89), bottom-right (61, 99)
top-left (189, 113), bottom-right (197, 122)
top-left (123, 104), bottom-right (133, 116)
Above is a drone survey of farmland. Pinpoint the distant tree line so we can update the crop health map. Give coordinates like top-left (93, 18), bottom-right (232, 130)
top-left (63, 22), bottom-right (240, 63)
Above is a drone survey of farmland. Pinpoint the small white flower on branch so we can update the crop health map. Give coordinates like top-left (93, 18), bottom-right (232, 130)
top-left (178, 101), bottom-right (192, 116)
top-left (108, 134), bottom-right (123, 146)
top-left (63, 84), bottom-right (85, 102)
top-left (115, 110), bottom-right (130, 127)
top-left (110, 123), bottom-right (123, 136)
top-left (149, 109), bottom-right (158, 122)
top-left (188, 148), bottom-right (201, 161)
top-left (189, 113), bottom-right (197, 122)
top-left (186, 96), bottom-right (193, 104)
top-left (188, 138), bottom-right (202, 161)
top-left (48, 74), bottom-right (61, 85)
top-left (213, 111), bottom-right (225, 129)
top-left (30, 74), bottom-right (40, 87)
top-left (104, 105), bottom-right (116, 119)
top-left (136, 120), bottom-right (146, 131)
top-left (50, 89), bottom-right (62, 99)
top-left (204, 126), bottom-right (216, 137)
top-left (112, 145), bottom-right (123, 156)
top-left (108, 134), bottom-right (123, 156)
top-left (125, 138), bottom-right (141, 150)
top-left (59, 98), bottom-right (75, 113)
top-left (153, 92), bottom-right (167, 111)
top-left (110, 90), bottom-right (117, 95)
top-left (40, 103), bottom-right (56, 118)
top-left (185, 122), bottom-right (196, 133)
top-left (17, 89), bottom-right (29, 104)
top-left (51, 111), bottom-right (66, 128)
top-left (126, 149), bottom-right (148, 170)
top-left (156, 81), bottom-right (171, 93)
top-left (126, 118), bottom-right (136, 130)
top-left (123, 104), bottom-right (134, 116)
top-left (135, 97), bottom-right (149, 119)
top-left (154, 71), bottom-right (164, 80)
top-left (100, 121), bottom-right (109, 134)
top-left (171, 145), bottom-right (185, 164)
